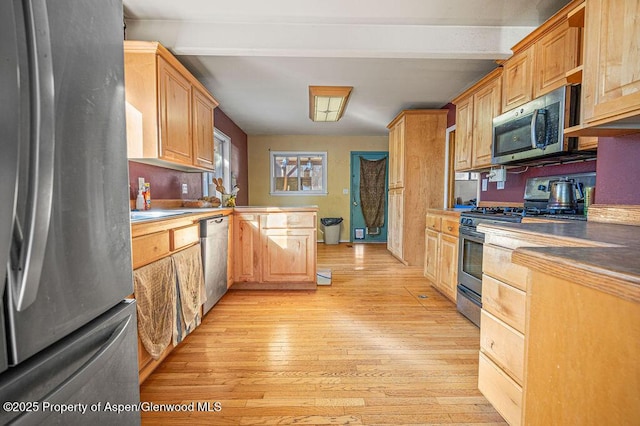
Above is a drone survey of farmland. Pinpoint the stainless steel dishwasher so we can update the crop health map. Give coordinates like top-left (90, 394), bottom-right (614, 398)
top-left (200, 214), bottom-right (229, 315)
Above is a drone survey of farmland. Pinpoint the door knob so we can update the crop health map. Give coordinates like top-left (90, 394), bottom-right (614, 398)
top-left (353, 201), bottom-right (358, 206)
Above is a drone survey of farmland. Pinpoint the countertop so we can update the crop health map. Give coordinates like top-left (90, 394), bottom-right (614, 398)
top-left (130, 206), bottom-right (318, 237)
top-left (478, 221), bottom-right (640, 303)
top-left (426, 207), bottom-right (472, 217)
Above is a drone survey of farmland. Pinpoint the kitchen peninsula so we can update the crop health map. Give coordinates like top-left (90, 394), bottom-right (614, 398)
top-left (477, 211), bottom-right (640, 425)
top-left (131, 206), bottom-right (318, 383)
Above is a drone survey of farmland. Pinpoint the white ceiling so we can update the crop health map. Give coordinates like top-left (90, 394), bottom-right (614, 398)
top-left (123, 0), bottom-right (572, 136)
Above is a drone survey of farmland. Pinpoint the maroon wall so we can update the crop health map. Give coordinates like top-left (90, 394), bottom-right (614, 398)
top-left (127, 108), bottom-right (249, 206)
top-left (480, 160), bottom-right (597, 203)
top-left (442, 103), bottom-right (456, 128)
top-left (594, 134), bottom-right (640, 204)
top-left (479, 133), bottom-right (640, 205)
top-left (215, 108), bottom-right (249, 206)
top-left (128, 161), bottom-right (203, 201)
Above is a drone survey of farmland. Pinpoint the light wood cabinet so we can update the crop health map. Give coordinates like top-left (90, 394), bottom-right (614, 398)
top-left (533, 20), bottom-right (579, 98)
top-left (424, 211), bottom-right (460, 302)
top-left (192, 87), bottom-right (216, 169)
top-left (522, 267), bottom-right (640, 425)
top-left (233, 213), bottom-right (261, 283)
top-left (386, 110), bottom-right (448, 266)
top-left (453, 68), bottom-right (502, 171)
top-left (387, 188), bottom-right (404, 260)
top-left (130, 212), bottom-right (228, 384)
top-left (388, 118), bottom-right (405, 189)
top-left (124, 41), bottom-right (219, 172)
top-left (502, 47), bottom-right (534, 112)
top-left (579, 0), bottom-right (640, 132)
top-left (479, 241), bottom-right (527, 426)
top-left (453, 96), bottom-right (473, 171)
top-left (232, 209), bottom-right (317, 289)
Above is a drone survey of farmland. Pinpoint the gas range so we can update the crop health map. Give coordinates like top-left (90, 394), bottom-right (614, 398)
top-left (460, 205), bottom-right (586, 228)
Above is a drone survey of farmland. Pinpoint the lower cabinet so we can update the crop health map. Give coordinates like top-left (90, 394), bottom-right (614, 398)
top-left (131, 219), bottom-right (204, 384)
top-left (233, 209), bottom-right (317, 289)
top-left (479, 242), bottom-right (529, 426)
top-left (424, 210), bottom-right (460, 302)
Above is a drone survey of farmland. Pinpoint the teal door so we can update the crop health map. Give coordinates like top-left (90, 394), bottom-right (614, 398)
top-left (350, 152), bottom-right (389, 243)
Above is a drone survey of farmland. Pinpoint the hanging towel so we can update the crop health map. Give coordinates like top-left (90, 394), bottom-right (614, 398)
top-left (171, 244), bottom-right (205, 343)
top-left (133, 257), bottom-right (176, 360)
top-left (359, 157), bottom-right (387, 229)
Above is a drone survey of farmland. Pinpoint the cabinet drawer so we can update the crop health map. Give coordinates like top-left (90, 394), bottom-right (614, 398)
top-left (262, 212), bottom-right (315, 229)
top-left (441, 218), bottom-right (459, 236)
top-left (482, 275), bottom-right (526, 333)
top-left (483, 244), bottom-right (529, 291)
top-left (480, 310), bottom-right (525, 385)
top-left (170, 224), bottom-right (200, 251)
top-left (425, 215), bottom-right (441, 232)
top-left (478, 352), bottom-right (522, 426)
top-left (132, 231), bottom-right (170, 269)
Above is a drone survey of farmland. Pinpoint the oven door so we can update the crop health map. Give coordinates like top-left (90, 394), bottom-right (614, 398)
top-left (458, 226), bottom-right (484, 296)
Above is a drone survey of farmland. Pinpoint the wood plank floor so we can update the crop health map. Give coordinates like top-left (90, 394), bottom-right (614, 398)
top-left (140, 243), bottom-right (506, 425)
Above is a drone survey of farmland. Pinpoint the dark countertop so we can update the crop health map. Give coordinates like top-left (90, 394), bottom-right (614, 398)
top-left (478, 221), bottom-right (640, 303)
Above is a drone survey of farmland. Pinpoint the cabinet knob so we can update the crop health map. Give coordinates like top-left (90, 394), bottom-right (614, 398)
top-left (447, 226), bottom-right (453, 231)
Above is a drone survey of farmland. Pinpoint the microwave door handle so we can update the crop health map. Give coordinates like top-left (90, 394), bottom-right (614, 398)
top-left (10, 0), bottom-right (56, 312)
top-left (530, 109), bottom-right (539, 149)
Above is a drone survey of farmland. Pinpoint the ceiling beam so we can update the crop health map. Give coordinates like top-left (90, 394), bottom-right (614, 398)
top-left (125, 20), bottom-right (535, 60)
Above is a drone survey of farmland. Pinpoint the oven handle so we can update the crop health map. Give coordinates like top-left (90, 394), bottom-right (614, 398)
top-left (459, 227), bottom-right (485, 242)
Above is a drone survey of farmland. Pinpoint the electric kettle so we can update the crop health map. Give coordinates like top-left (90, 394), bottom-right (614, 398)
top-left (547, 177), bottom-right (584, 210)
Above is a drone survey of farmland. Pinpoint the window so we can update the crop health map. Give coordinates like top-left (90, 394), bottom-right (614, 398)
top-left (270, 151), bottom-right (327, 196)
top-left (203, 129), bottom-right (231, 197)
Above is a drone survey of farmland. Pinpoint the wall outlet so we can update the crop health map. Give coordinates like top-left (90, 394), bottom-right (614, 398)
top-left (488, 167), bottom-right (507, 182)
top-left (343, 188), bottom-right (349, 195)
top-left (181, 183), bottom-right (188, 194)
top-left (481, 178), bottom-right (488, 191)
top-left (497, 181), bottom-right (505, 190)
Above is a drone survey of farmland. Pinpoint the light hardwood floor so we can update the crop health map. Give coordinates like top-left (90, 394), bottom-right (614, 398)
top-left (140, 243), bottom-right (506, 425)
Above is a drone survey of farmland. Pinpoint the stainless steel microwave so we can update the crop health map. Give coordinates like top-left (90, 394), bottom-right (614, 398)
top-left (492, 86), bottom-right (577, 165)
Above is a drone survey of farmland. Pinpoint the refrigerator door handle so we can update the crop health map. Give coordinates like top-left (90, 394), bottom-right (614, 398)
top-left (9, 0), bottom-right (56, 312)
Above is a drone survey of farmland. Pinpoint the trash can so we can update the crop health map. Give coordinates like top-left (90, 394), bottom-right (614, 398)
top-left (320, 217), bottom-right (343, 245)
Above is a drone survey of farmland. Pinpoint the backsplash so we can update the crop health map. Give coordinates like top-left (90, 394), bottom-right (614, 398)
top-left (480, 160), bottom-right (597, 203)
top-left (128, 161), bottom-right (203, 201)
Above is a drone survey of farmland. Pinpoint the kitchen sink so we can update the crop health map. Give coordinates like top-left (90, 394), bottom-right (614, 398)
top-left (130, 210), bottom-right (189, 222)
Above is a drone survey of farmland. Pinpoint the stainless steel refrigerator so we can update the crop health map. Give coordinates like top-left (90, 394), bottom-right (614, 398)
top-left (0, 0), bottom-right (140, 424)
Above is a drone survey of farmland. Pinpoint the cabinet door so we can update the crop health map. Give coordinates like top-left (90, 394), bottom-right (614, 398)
top-left (424, 229), bottom-right (439, 282)
top-left (533, 21), bottom-right (579, 98)
top-left (158, 57), bottom-right (192, 165)
top-left (472, 76), bottom-right (501, 169)
top-left (387, 188), bottom-right (404, 258)
top-left (233, 214), bottom-right (260, 282)
top-left (438, 233), bottom-right (459, 301)
top-left (389, 117), bottom-right (405, 188)
top-left (262, 229), bottom-right (315, 282)
top-left (582, 0), bottom-right (640, 125)
top-left (454, 96), bottom-right (473, 171)
top-left (192, 88), bottom-right (215, 170)
top-left (388, 125), bottom-right (397, 188)
top-left (502, 47), bottom-right (534, 112)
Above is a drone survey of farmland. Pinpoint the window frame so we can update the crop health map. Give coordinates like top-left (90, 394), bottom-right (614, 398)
top-left (269, 151), bottom-right (328, 196)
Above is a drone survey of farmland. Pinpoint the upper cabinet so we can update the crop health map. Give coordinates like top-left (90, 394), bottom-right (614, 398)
top-left (502, 2), bottom-right (580, 112)
top-left (533, 20), bottom-right (579, 98)
top-left (124, 41), bottom-right (219, 172)
top-left (453, 68), bottom-right (502, 171)
top-left (577, 0), bottom-right (640, 134)
top-left (501, 47), bottom-right (534, 112)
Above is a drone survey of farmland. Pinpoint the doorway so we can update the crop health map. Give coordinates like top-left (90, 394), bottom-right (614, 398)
top-left (350, 151), bottom-right (389, 243)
